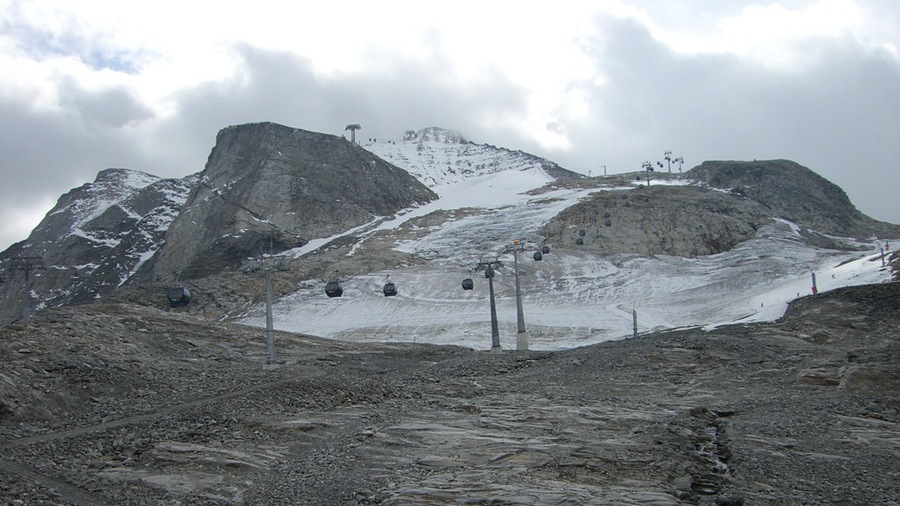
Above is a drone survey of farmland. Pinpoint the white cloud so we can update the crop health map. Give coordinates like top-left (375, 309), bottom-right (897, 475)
top-left (623, 0), bottom-right (898, 70)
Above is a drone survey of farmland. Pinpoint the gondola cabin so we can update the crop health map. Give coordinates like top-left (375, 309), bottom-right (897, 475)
top-left (383, 282), bottom-right (397, 297)
top-left (461, 277), bottom-right (474, 290)
top-left (324, 280), bottom-right (343, 298)
top-left (533, 251), bottom-right (543, 261)
top-left (576, 237), bottom-right (584, 245)
top-left (166, 286), bottom-right (191, 307)
top-left (541, 245), bottom-right (550, 254)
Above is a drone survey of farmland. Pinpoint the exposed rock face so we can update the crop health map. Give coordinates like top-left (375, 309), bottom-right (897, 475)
top-left (686, 159), bottom-right (900, 237)
top-left (539, 184), bottom-right (774, 256)
top-left (153, 122), bottom-right (437, 279)
top-left (0, 169), bottom-right (195, 324)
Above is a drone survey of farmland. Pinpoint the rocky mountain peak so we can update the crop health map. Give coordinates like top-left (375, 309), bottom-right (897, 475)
top-left (44, 168), bottom-right (160, 244)
top-left (151, 122), bottom-right (437, 280)
top-left (94, 167), bottom-right (158, 186)
top-left (5, 167), bottom-right (171, 259)
top-left (365, 127), bottom-right (581, 188)
top-left (686, 160), bottom-right (900, 237)
top-left (539, 184), bottom-right (774, 257)
top-left (0, 169), bottom-right (196, 324)
top-left (413, 127), bottom-right (468, 144)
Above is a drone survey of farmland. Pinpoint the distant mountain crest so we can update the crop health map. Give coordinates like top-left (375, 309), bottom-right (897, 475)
top-left (413, 127), bottom-right (467, 144)
top-left (36, 168), bottom-right (160, 251)
top-left (364, 127), bottom-right (581, 188)
top-left (0, 168), bottom-right (195, 323)
top-left (687, 160), bottom-right (899, 238)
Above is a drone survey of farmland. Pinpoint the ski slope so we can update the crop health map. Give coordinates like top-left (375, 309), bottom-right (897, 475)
top-left (239, 135), bottom-right (896, 351)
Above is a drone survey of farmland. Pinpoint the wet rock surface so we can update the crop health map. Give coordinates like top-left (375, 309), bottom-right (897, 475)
top-left (1, 283), bottom-right (898, 505)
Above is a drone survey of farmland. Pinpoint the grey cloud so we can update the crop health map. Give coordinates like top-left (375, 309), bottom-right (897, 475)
top-left (0, 42), bottom-right (534, 248)
top-left (0, 85), bottom-right (159, 249)
top-left (56, 78), bottom-right (154, 128)
top-left (155, 43), bottom-right (531, 161)
top-left (2, 19), bottom-right (899, 251)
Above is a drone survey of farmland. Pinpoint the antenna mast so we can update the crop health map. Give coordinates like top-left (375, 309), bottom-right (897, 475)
top-left (345, 124), bottom-right (361, 145)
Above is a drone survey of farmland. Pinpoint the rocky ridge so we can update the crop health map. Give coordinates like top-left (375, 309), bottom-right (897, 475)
top-left (363, 126), bottom-right (582, 187)
top-left (537, 161), bottom-right (900, 258)
top-left (686, 160), bottom-right (899, 238)
top-left (152, 122), bottom-right (438, 280)
top-left (0, 169), bottom-right (196, 324)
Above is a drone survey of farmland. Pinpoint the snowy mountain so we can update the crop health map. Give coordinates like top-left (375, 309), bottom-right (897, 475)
top-left (0, 169), bottom-right (196, 323)
top-left (0, 124), bottom-right (575, 325)
top-left (2, 123), bottom-right (897, 349)
top-left (238, 166), bottom-right (897, 351)
top-left (362, 127), bottom-right (581, 187)
top-left (231, 129), bottom-right (900, 351)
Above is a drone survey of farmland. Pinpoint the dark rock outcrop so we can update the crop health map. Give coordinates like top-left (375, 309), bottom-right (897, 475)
top-left (537, 159), bottom-right (899, 258)
top-left (539, 185), bottom-right (773, 257)
top-left (686, 160), bottom-right (900, 237)
top-left (152, 122), bottom-right (437, 279)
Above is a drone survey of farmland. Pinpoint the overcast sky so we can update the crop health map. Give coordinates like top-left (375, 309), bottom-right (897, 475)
top-left (1, 0), bottom-right (898, 251)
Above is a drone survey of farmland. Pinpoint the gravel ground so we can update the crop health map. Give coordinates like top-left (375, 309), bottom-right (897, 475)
top-left (0, 283), bottom-right (898, 505)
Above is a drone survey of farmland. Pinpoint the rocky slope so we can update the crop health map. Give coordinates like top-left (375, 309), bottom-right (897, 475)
top-left (0, 282), bottom-right (896, 505)
top-left (152, 122), bottom-right (438, 280)
top-left (686, 159), bottom-right (900, 238)
top-left (0, 169), bottom-right (195, 324)
top-left (536, 161), bottom-right (900, 258)
top-left (538, 183), bottom-right (774, 257)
